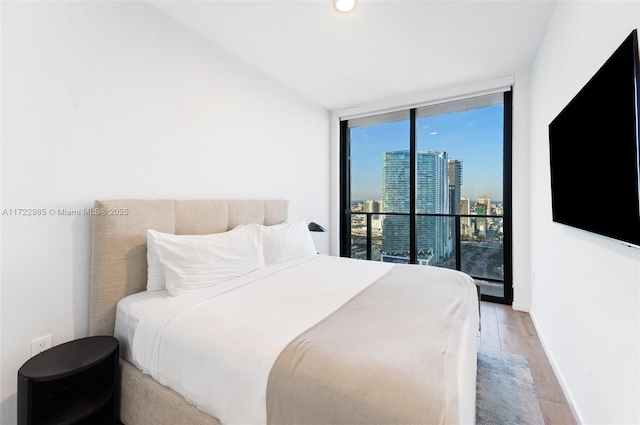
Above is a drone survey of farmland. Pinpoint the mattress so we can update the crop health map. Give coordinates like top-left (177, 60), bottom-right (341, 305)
top-left (115, 289), bottom-right (169, 363)
top-left (116, 255), bottom-right (478, 425)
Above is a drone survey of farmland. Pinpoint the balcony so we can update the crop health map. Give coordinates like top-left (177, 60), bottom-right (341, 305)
top-left (349, 212), bottom-right (505, 298)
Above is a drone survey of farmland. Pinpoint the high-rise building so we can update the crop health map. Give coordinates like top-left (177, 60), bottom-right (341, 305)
top-left (477, 194), bottom-right (491, 214)
top-left (381, 151), bottom-right (411, 262)
top-left (364, 200), bottom-right (381, 213)
top-left (460, 198), bottom-right (471, 217)
top-left (475, 194), bottom-right (491, 238)
top-left (381, 150), bottom-right (452, 264)
top-left (448, 159), bottom-right (463, 215)
top-left (447, 159), bottom-right (463, 246)
top-left (364, 200), bottom-right (383, 243)
top-left (460, 198), bottom-right (471, 237)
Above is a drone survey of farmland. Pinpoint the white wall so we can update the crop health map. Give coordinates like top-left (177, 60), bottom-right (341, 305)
top-left (529, 2), bottom-right (640, 423)
top-left (511, 70), bottom-right (533, 312)
top-left (0, 2), bottom-right (330, 423)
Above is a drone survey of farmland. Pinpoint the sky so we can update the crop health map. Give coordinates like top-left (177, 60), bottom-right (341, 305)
top-left (350, 105), bottom-right (504, 203)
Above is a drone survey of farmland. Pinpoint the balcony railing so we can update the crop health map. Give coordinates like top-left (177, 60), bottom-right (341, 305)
top-left (349, 211), bottom-right (505, 296)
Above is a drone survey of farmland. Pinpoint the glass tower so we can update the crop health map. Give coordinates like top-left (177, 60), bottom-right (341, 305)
top-left (381, 150), bottom-right (453, 264)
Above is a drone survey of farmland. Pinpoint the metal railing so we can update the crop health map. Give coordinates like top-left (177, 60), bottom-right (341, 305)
top-left (349, 211), bottom-right (505, 284)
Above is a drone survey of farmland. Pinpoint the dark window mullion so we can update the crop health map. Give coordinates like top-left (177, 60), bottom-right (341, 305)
top-left (339, 120), bottom-right (350, 258)
top-left (502, 90), bottom-right (514, 303)
top-left (409, 109), bottom-right (417, 264)
top-left (366, 213), bottom-right (372, 260)
top-left (455, 215), bottom-right (462, 271)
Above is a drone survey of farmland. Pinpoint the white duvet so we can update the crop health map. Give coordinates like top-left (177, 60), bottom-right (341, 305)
top-left (130, 255), bottom-right (394, 425)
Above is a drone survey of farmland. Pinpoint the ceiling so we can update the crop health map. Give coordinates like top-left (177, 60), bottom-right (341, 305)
top-left (149, 0), bottom-right (558, 111)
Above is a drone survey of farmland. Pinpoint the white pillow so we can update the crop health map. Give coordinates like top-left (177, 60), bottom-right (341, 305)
top-left (262, 220), bottom-right (318, 265)
top-left (149, 226), bottom-right (265, 296)
top-left (146, 229), bottom-right (168, 291)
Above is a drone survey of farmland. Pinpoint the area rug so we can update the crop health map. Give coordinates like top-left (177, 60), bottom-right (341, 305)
top-left (476, 348), bottom-right (545, 425)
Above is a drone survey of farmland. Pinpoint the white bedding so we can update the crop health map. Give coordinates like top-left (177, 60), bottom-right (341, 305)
top-left (118, 255), bottom-right (478, 425)
top-left (115, 289), bottom-right (169, 363)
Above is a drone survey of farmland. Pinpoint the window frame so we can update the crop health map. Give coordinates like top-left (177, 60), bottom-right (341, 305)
top-left (339, 89), bottom-right (513, 305)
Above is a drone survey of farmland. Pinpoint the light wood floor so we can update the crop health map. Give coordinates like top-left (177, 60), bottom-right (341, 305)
top-left (479, 301), bottom-right (578, 425)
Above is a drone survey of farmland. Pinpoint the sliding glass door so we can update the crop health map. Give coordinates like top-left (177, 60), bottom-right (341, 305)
top-left (340, 91), bottom-right (513, 304)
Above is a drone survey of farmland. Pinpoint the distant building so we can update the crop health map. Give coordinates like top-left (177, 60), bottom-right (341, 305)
top-left (448, 159), bottom-right (463, 215)
top-left (460, 197), bottom-right (471, 237)
top-left (460, 197), bottom-right (471, 217)
top-left (477, 194), bottom-right (491, 215)
top-left (475, 194), bottom-right (491, 238)
top-left (363, 200), bottom-right (383, 239)
top-left (381, 150), bottom-right (452, 264)
top-left (364, 200), bottom-right (381, 213)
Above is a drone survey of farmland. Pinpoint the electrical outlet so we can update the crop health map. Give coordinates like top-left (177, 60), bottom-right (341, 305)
top-left (31, 335), bottom-right (52, 357)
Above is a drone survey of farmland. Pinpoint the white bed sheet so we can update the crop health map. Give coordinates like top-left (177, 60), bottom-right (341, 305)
top-left (121, 255), bottom-right (478, 425)
top-left (115, 289), bottom-right (169, 363)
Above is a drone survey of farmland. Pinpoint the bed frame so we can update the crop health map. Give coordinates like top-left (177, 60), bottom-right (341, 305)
top-left (89, 199), bottom-right (289, 425)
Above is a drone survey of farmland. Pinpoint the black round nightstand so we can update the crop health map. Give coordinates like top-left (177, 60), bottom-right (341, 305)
top-left (17, 335), bottom-right (119, 425)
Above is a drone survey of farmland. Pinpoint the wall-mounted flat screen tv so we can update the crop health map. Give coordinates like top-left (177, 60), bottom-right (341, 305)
top-left (549, 29), bottom-right (640, 247)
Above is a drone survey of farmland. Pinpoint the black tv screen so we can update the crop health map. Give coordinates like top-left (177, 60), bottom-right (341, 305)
top-left (549, 29), bottom-right (640, 247)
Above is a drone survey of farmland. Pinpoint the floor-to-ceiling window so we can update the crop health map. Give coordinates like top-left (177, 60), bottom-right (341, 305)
top-left (340, 90), bottom-right (513, 304)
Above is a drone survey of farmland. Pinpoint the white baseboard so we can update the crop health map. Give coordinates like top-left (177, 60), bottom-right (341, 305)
top-left (511, 303), bottom-right (529, 312)
top-left (528, 311), bottom-right (582, 425)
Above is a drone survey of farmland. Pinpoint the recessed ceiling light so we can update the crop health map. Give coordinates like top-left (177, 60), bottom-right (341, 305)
top-left (334, 0), bottom-right (357, 13)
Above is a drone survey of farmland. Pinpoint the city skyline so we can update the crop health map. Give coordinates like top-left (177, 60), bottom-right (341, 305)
top-left (350, 105), bottom-right (504, 202)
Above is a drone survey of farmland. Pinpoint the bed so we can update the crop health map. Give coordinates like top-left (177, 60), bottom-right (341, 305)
top-left (89, 199), bottom-right (479, 425)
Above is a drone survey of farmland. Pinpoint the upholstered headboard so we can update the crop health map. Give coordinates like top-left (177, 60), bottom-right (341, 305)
top-left (89, 199), bottom-right (289, 336)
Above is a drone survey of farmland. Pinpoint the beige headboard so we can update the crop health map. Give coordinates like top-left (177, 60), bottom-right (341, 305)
top-left (89, 199), bottom-right (289, 336)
